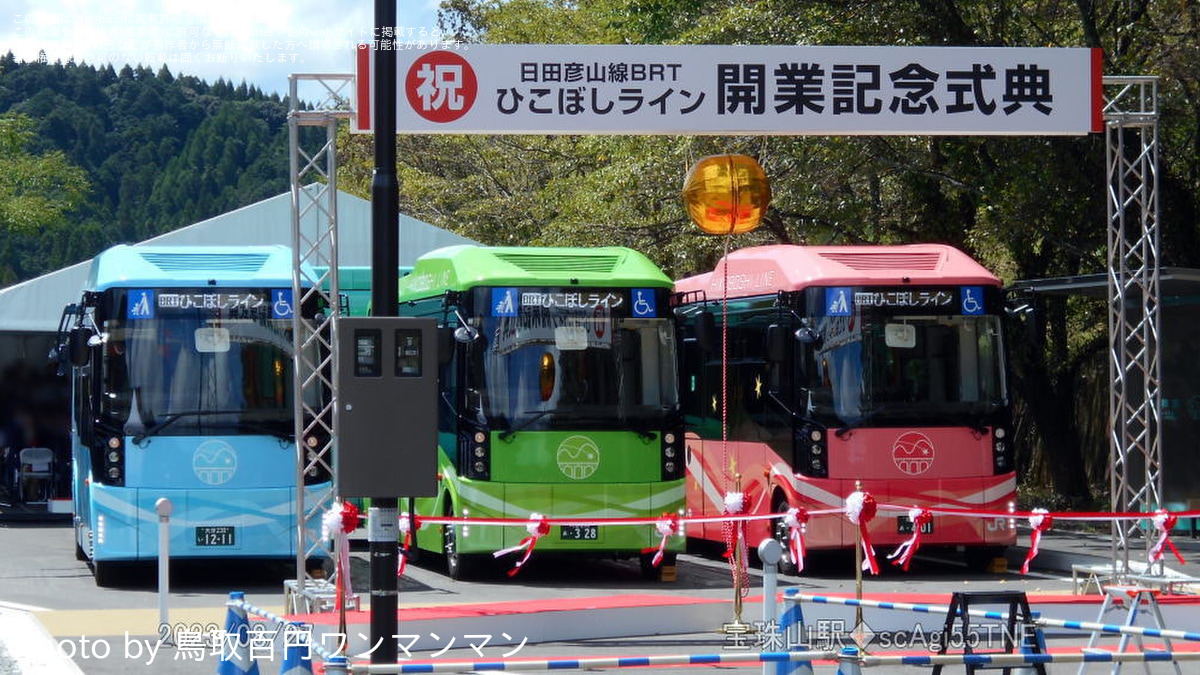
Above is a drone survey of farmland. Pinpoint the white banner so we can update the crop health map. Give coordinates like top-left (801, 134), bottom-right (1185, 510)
top-left (355, 44), bottom-right (1102, 136)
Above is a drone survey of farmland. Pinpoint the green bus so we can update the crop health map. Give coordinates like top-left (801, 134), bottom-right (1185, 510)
top-left (399, 245), bottom-right (685, 579)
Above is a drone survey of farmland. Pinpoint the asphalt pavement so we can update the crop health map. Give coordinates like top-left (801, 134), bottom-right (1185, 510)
top-left (3, 501), bottom-right (1199, 675)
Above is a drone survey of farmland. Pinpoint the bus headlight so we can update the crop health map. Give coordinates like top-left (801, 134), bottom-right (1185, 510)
top-left (797, 424), bottom-right (828, 478)
top-left (661, 425), bottom-right (684, 480)
top-left (101, 436), bottom-right (124, 486)
top-left (462, 429), bottom-right (490, 480)
top-left (301, 427), bottom-right (332, 485)
top-left (992, 426), bottom-right (1013, 474)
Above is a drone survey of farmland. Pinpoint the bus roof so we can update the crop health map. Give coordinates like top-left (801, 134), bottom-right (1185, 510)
top-left (399, 245), bottom-right (672, 299)
top-left (674, 244), bottom-right (1000, 299)
top-left (86, 244), bottom-right (310, 290)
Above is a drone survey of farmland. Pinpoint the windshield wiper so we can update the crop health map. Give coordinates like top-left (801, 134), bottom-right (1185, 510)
top-left (132, 409), bottom-right (244, 444)
top-left (231, 420), bottom-right (294, 442)
top-left (498, 409), bottom-right (553, 441)
top-left (621, 416), bottom-right (658, 441)
top-left (834, 404), bottom-right (903, 439)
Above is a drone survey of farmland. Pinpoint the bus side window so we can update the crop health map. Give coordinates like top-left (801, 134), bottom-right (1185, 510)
top-left (618, 329), bottom-right (642, 405)
top-left (679, 337), bottom-right (706, 424)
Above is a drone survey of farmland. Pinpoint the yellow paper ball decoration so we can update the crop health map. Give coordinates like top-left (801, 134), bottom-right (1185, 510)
top-left (682, 154), bottom-right (771, 235)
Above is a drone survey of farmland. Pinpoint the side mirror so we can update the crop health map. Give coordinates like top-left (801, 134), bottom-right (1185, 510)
top-left (766, 324), bottom-right (787, 364)
top-left (438, 327), bottom-right (455, 367)
top-left (795, 325), bottom-right (823, 350)
top-left (696, 311), bottom-right (717, 354)
top-left (69, 327), bottom-right (94, 367)
top-left (452, 309), bottom-right (480, 343)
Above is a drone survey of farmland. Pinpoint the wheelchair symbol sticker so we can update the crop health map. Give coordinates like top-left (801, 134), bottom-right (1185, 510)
top-left (271, 289), bottom-right (294, 319)
top-left (631, 289), bottom-right (656, 318)
top-left (960, 286), bottom-right (984, 315)
top-left (127, 289), bottom-right (155, 319)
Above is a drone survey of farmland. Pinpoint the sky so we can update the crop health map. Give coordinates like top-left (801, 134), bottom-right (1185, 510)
top-left (4, 1), bottom-right (443, 96)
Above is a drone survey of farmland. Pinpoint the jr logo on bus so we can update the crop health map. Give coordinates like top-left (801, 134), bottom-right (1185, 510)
top-left (557, 436), bottom-right (601, 480)
top-left (193, 440), bottom-right (237, 485)
top-left (891, 432), bottom-right (935, 476)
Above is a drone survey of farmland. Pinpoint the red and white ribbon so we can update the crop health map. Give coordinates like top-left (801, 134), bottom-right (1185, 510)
top-left (1021, 508), bottom-right (1053, 574)
top-left (722, 492), bottom-right (747, 560)
top-left (643, 513), bottom-right (681, 568)
top-left (1150, 510), bottom-right (1186, 565)
top-left (846, 491), bottom-right (879, 575)
top-left (783, 507), bottom-right (808, 573)
top-left (322, 500), bottom-right (359, 598)
top-left (887, 507), bottom-right (932, 571)
top-left (397, 512), bottom-right (413, 577)
top-left (493, 513), bottom-right (551, 577)
top-left (722, 492), bottom-right (750, 593)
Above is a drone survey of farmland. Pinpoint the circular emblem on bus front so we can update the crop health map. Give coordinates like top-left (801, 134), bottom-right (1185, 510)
top-left (557, 436), bottom-right (600, 480)
top-left (193, 440), bottom-right (237, 485)
top-left (891, 432), bottom-right (934, 476)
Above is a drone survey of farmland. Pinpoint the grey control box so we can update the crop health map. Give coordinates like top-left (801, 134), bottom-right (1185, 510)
top-left (335, 317), bottom-right (437, 497)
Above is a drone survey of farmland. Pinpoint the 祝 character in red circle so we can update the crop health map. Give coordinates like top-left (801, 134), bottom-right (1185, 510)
top-left (405, 51), bottom-right (478, 123)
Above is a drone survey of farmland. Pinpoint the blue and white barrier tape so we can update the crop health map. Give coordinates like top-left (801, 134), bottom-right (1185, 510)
top-left (786, 592), bottom-right (1200, 643)
top-left (339, 650), bottom-right (838, 673)
top-left (861, 651), bottom-right (1200, 667)
top-left (229, 597), bottom-right (340, 662)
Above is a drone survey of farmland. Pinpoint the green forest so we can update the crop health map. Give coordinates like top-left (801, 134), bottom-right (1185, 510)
top-left (3, 0), bottom-right (1199, 509)
top-left (0, 54), bottom-right (295, 284)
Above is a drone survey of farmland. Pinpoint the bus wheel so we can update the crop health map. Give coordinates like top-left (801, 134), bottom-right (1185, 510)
top-left (964, 546), bottom-right (1007, 573)
top-left (92, 561), bottom-right (122, 587)
top-left (772, 495), bottom-right (800, 576)
top-left (639, 551), bottom-right (676, 581)
top-left (443, 504), bottom-right (484, 580)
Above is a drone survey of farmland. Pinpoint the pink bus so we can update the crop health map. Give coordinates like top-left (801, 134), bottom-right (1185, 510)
top-left (674, 244), bottom-right (1016, 572)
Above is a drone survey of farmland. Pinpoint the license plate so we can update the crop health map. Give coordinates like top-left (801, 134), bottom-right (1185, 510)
top-left (196, 526), bottom-right (236, 547)
top-left (897, 515), bottom-right (933, 535)
top-left (560, 525), bottom-right (599, 540)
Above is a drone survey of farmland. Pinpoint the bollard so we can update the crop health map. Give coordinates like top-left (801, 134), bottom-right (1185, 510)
top-left (155, 497), bottom-right (173, 645)
top-left (758, 539), bottom-right (782, 675)
top-left (217, 591), bottom-right (261, 675)
top-left (324, 654), bottom-right (351, 675)
top-left (280, 622), bottom-right (315, 675)
top-left (836, 646), bottom-right (862, 675)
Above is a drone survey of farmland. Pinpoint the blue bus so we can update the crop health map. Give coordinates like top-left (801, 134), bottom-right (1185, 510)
top-left (55, 245), bottom-right (331, 585)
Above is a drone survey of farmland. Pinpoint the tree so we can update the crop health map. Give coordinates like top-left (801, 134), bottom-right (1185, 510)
top-left (352, 0), bottom-right (1200, 506)
top-left (0, 113), bottom-right (89, 234)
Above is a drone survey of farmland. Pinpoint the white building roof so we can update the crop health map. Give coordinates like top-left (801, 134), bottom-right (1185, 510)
top-left (0, 190), bottom-right (477, 333)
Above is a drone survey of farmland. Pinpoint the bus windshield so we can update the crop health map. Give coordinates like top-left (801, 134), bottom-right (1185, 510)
top-left (810, 313), bottom-right (1007, 428)
top-left (474, 289), bottom-right (679, 434)
top-left (96, 289), bottom-right (302, 439)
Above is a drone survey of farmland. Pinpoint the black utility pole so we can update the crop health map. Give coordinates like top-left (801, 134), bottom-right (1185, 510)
top-left (370, 0), bottom-right (400, 667)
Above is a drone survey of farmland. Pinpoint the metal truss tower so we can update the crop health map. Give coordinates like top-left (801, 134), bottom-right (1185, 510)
top-left (278, 69), bottom-right (1163, 586)
top-left (1103, 76), bottom-right (1161, 574)
top-left (288, 73), bottom-right (355, 591)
